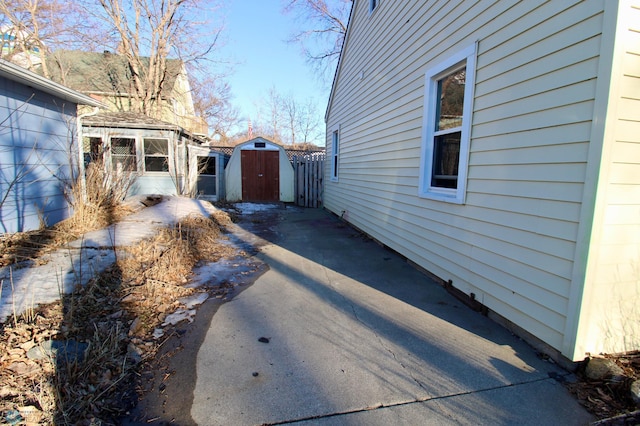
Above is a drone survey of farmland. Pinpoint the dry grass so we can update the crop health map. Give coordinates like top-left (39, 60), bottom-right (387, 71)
top-left (0, 162), bottom-right (136, 267)
top-left (0, 161), bottom-right (239, 424)
top-left (0, 209), bottom-right (236, 424)
top-left (117, 214), bottom-right (238, 339)
top-left (61, 161), bottom-right (137, 234)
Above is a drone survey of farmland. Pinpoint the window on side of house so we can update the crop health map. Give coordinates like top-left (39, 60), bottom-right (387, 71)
top-left (198, 155), bottom-right (216, 176)
top-left (196, 155), bottom-right (217, 196)
top-left (110, 137), bottom-right (137, 172)
top-left (143, 138), bottom-right (170, 172)
top-left (369, 0), bottom-right (378, 13)
top-left (331, 127), bottom-right (339, 181)
top-left (82, 136), bottom-right (103, 167)
top-left (419, 44), bottom-right (476, 204)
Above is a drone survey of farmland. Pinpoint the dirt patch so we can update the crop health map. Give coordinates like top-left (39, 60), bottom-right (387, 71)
top-left (566, 353), bottom-right (640, 424)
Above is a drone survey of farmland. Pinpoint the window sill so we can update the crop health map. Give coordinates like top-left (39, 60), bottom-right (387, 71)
top-left (418, 188), bottom-right (464, 204)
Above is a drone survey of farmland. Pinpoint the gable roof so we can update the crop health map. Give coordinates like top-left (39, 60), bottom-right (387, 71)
top-left (325, 0), bottom-right (356, 122)
top-left (235, 137), bottom-right (283, 149)
top-left (44, 50), bottom-right (184, 96)
top-left (0, 57), bottom-right (104, 107)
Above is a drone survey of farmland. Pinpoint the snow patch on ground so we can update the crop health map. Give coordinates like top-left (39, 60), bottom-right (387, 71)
top-left (232, 203), bottom-right (279, 214)
top-left (1, 195), bottom-right (269, 336)
top-left (188, 258), bottom-right (257, 288)
top-left (0, 196), bottom-right (221, 323)
top-left (179, 292), bottom-right (209, 309)
top-left (162, 309), bottom-right (197, 326)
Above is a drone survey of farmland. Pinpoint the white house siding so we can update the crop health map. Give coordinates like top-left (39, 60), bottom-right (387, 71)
top-left (325, 0), bottom-right (610, 359)
top-left (0, 77), bottom-right (77, 233)
top-left (570, 1), bottom-right (640, 359)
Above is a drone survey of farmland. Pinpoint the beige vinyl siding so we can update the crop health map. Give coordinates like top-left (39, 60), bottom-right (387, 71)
top-left (326, 0), bottom-right (608, 357)
top-left (571, 0), bottom-right (640, 357)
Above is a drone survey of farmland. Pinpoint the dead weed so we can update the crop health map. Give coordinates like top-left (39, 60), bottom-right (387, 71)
top-left (0, 209), bottom-right (236, 425)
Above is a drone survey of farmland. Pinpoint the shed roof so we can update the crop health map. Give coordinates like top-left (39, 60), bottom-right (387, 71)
top-left (82, 111), bottom-right (207, 144)
top-left (0, 58), bottom-right (104, 107)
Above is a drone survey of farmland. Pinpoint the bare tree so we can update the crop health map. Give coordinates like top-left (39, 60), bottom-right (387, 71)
top-left (296, 97), bottom-right (321, 145)
top-left (191, 73), bottom-right (240, 140)
top-left (263, 87), bottom-right (284, 144)
top-left (280, 94), bottom-right (321, 146)
top-left (251, 88), bottom-right (322, 147)
top-left (281, 93), bottom-right (298, 146)
top-left (89, 0), bottom-right (224, 118)
top-left (283, 0), bottom-right (352, 83)
top-left (0, 0), bottom-right (85, 77)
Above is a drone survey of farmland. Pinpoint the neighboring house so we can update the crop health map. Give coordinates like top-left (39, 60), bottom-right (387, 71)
top-left (0, 58), bottom-right (103, 233)
top-left (81, 111), bottom-right (225, 199)
top-left (43, 50), bottom-right (208, 136)
top-left (225, 137), bottom-right (295, 202)
top-left (325, 0), bottom-right (640, 362)
top-left (1, 25), bottom-right (43, 71)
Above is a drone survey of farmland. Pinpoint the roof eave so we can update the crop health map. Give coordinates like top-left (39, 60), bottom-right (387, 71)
top-left (0, 58), bottom-right (105, 108)
top-left (82, 117), bottom-right (207, 144)
top-left (324, 0), bottom-right (357, 123)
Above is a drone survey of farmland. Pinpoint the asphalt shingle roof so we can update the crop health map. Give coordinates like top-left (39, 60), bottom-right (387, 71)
top-left (45, 50), bottom-right (182, 95)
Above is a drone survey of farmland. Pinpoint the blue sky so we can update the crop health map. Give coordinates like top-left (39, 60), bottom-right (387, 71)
top-left (219, 0), bottom-right (331, 144)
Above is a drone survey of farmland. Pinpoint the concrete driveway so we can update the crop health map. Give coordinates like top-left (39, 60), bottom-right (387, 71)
top-left (191, 206), bottom-right (593, 425)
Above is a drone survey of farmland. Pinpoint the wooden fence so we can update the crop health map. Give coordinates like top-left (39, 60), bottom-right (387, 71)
top-left (292, 154), bottom-right (324, 208)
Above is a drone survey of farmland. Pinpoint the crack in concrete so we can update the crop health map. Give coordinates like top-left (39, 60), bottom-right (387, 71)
top-left (319, 257), bottom-right (428, 393)
top-left (353, 303), bottom-right (429, 393)
top-left (265, 375), bottom-right (566, 425)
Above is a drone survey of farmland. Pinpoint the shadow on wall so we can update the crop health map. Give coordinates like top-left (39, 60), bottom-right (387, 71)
top-left (0, 95), bottom-right (77, 233)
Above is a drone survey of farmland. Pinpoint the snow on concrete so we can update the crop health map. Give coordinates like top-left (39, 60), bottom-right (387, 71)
top-left (162, 308), bottom-right (197, 326)
top-left (179, 292), bottom-right (210, 309)
top-left (187, 258), bottom-right (258, 288)
top-left (154, 293), bottom-right (209, 338)
top-left (232, 203), bottom-right (279, 215)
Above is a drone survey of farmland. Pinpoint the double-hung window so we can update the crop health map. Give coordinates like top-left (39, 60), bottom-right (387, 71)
top-left (143, 138), bottom-right (170, 172)
top-left (111, 137), bottom-right (137, 172)
top-left (420, 44), bottom-right (476, 203)
top-left (83, 136), bottom-right (103, 167)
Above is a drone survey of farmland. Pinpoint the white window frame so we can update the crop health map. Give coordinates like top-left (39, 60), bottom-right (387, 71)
top-left (419, 43), bottom-right (477, 204)
top-left (143, 137), bottom-right (170, 173)
top-left (82, 136), bottom-right (104, 165)
top-left (110, 136), bottom-right (138, 173)
top-left (330, 125), bottom-right (340, 182)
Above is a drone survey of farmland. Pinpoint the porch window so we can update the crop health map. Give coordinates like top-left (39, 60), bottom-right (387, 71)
top-left (419, 43), bottom-right (476, 203)
top-left (196, 155), bottom-right (217, 196)
top-left (144, 138), bottom-right (169, 172)
top-left (82, 136), bottom-right (103, 167)
top-left (111, 137), bottom-right (137, 172)
top-left (198, 155), bottom-right (216, 175)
